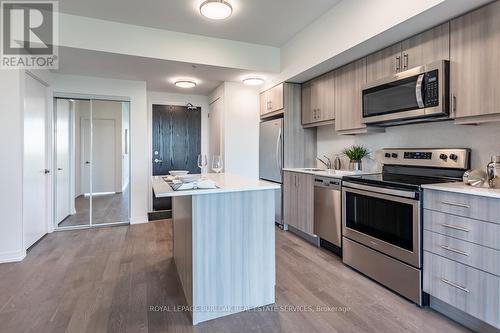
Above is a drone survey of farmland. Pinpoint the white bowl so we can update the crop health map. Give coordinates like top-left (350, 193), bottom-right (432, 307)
top-left (169, 170), bottom-right (189, 176)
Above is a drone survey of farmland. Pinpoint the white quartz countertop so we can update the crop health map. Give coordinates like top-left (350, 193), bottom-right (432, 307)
top-left (152, 173), bottom-right (280, 198)
top-left (283, 168), bottom-right (376, 179)
top-left (422, 182), bottom-right (500, 199)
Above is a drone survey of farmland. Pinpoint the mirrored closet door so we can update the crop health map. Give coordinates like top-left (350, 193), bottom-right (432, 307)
top-left (54, 98), bottom-right (130, 229)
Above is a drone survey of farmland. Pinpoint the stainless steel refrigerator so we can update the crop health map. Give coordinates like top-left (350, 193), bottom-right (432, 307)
top-left (259, 118), bottom-right (284, 226)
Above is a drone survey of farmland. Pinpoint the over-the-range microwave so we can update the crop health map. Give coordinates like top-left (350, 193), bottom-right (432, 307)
top-left (362, 60), bottom-right (449, 126)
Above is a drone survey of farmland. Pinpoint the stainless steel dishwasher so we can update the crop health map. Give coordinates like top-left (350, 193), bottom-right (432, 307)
top-left (314, 177), bottom-right (342, 255)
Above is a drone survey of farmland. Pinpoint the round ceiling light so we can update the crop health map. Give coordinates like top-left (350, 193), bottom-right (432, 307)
top-left (200, 0), bottom-right (233, 20)
top-left (175, 80), bottom-right (197, 88)
top-left (242, 77), bottom-right (264, 86)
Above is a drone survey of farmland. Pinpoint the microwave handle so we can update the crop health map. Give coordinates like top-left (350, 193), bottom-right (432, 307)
top-left (415, 74), bottom-right (425, 108)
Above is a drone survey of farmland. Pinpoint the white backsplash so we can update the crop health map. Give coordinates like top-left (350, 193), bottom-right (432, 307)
top-left (317, 121), bottom-right (500, 173)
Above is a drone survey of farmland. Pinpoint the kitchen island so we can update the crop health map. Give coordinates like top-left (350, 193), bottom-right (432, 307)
top-left (152, 173), bottom-right (279, 325)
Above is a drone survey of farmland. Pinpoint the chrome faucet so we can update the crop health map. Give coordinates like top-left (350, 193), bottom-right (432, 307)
top-left (317, 155), bottom-right (332, 169)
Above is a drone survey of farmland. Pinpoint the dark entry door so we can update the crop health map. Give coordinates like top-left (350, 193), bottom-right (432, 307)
top-left (152, 105), bottom-right (201, 211)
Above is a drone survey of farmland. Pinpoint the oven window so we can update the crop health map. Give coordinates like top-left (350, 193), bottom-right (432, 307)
top-left (345, 191), bottom-right (414, 251)
top-left (363, 75), bottom-right (421, 117)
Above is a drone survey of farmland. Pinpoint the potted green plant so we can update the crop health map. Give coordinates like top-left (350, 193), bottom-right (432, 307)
top-left (342, 145), bottom-right (370, 171)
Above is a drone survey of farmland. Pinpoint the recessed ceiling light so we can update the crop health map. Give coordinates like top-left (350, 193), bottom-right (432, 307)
top-left (242, 77), bottom-right (264, 86)
top-left (200, 0), bottom-right (233, 20)
top-left (175, 80), bottom-right (197, 88)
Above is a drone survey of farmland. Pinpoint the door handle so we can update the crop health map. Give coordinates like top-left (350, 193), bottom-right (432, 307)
top-left (43, 169), bottom-right (50, 174)
top-left (403, 53), bottom-right (408, 70)
top-left (275, 128), bottom-right (282, 175)
top-left (395, 56), bottom-right (401, 72)
top-left (57, 168), bottom-right (63, 171)
top-left (415, 74), bottom-right (425, 108)
top-left (85, 161), bottom-right (90, 165)
top-left (441, 278), bottom-right (469, 293)
top-left (441, 200), bottom-right (470, 209)
top-left (154, 158), bottom-right (163, 163)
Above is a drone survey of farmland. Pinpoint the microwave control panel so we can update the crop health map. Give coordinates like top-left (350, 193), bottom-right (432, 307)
top-left (424, 70), bottom-right (439, 107)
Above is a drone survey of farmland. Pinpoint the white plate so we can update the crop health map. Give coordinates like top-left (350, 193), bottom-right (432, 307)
top-left (169, 170), bottom-right (189, 176)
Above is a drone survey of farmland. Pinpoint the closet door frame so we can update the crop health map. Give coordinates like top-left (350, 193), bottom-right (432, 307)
top-left (53, 93), bottom-right (131, 230)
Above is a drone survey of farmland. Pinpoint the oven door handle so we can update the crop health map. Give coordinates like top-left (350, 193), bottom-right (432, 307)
top-left (416, 74), bottom-right (425, 108)
top-left (342, 181), bottom-right (418, 199)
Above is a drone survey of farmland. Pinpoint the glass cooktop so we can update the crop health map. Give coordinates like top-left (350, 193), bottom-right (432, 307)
top-left (343, 172), bottom-right (461, 191)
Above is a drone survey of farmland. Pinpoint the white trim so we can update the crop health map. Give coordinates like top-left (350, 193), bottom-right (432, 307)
top-left (130, 216), bottom-right (149, 225)
top-left (53, 92), bottom-right (130, 102)
top-left (0, 249), bottom-right (26, 264)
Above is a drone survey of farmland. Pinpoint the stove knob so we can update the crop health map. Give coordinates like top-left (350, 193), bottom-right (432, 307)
top-left (440, 153), bottom-right (448, 161)
top-left (385, 153), bottom-right (391, 158)
top-left (391, 153), bottom-right (398, 158)
top-left (449, 154), bottom-right (458, 161)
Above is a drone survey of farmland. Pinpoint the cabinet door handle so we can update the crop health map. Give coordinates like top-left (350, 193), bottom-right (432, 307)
top-left (403, 53), bottom-right (408, 70)
top-left (441, 201), bottom-right (470, 209)
top-left (441, 278), bottom-right (470, 293)
top-left (317, 109), bottom-right (321, 120)
top-left (452, 94), bottom-right (457, 116)
top-left (441, 223), bottom-right (470, 232)
top-left (395, 56), bottom-right (401, 72)
top-left (441, 245), bottom-right (468, 256)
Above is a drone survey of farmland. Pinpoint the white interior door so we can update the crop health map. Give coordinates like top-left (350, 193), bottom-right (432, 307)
top-left (81, 118), bottom-right (91, 195)
top-left (92, 119), bottom-right (116, 193)
top-left (23, 73), bottom-right (48, 248)
top-left (55, 99), bottom-right (71, 223)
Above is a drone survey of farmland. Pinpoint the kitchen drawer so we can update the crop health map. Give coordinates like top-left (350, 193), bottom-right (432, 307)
top-left (424, 190), bottom-right (500, 224)
top-left (424, 210), bottom-right (500, 250)
top-left (423, 251), bottom-right (500, 328)
top-left (424, 230), bottom-right (500, 276)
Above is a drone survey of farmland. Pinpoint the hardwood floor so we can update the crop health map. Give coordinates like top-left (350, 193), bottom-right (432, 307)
top-left (0, 221), bottom-right (470, 333)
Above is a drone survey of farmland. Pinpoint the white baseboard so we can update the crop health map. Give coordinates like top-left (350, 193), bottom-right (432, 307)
top-left (0, 249), bottom-right (26, 264)
top-left (130, 216), bottom-right (148, 225)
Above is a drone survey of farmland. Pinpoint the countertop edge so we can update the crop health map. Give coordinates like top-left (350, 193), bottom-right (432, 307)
top-left (422, 183), bottom-right (500, 199)
top-left (154, 185), bottom-right (280, 198)
top-left (282, 168), bottom-right (375, 179)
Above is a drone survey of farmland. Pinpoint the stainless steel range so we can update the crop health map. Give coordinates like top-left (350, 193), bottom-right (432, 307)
top-left (342, 148), bottom-right (470, 305)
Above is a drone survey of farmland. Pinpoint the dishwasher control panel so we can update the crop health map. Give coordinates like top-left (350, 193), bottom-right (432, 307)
top-left (314, 177), bottom-right (341, 189)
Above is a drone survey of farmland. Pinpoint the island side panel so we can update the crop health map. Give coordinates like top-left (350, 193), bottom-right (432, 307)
top-left (191, 189), bottom-right (276, 325)
top-left (172, 196), bottom-right (193, 307)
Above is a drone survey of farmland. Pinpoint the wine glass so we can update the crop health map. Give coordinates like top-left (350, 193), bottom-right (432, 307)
top-left (197, 154), bottom-right (207, 174)
top-left (211, 155), bottom-right (223, 174)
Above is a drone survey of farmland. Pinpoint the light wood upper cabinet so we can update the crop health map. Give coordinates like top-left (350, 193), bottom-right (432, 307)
top-left (450, 1), bottom-right (500, 124)
top-left (260, 83), bottom-right (284, 118)
top-left (283, 171), bottom-right (314, 235)
top-left (402, 22), bottom-right (450, 70)
top-left (366, 23), bottom-right (449, 84)
top-left (301, 81), bottom-right (313, 124)
top-left (334, 58), bottom-right (367, 134)
top-left (301, 73), bottom-right (335, 126)
top-left (366, 43), bottom-right (402, 83)
top-left (260, 83), bottom-right (284, 116)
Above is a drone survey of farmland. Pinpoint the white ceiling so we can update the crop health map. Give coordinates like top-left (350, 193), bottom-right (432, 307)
top-left (57, 0), bottom-right (342, 46)
top-left (54, 47), bottom-right (275, 94)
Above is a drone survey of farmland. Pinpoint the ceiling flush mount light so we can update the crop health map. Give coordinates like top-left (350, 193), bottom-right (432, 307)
top-left (242, 77), bottom-right (264, 86)
top-left (175, 80), bottom-right (197, 88)
top-left (200, 0), bottom-right (233, 20)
